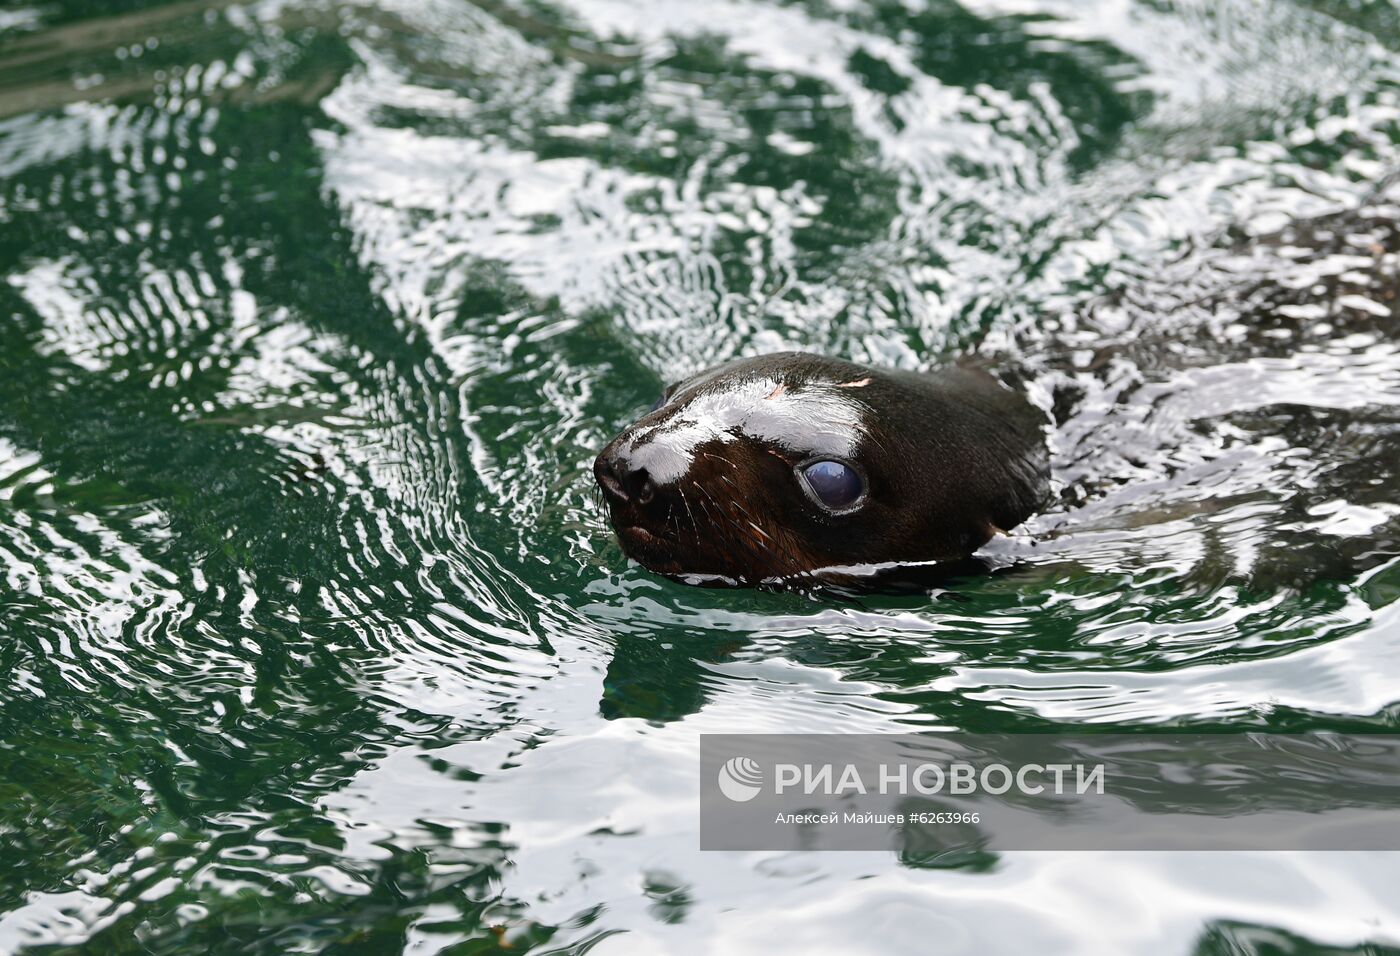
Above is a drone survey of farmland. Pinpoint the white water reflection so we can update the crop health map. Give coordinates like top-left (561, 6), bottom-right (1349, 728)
top-left (4, 0), bottom-right (1400, 952)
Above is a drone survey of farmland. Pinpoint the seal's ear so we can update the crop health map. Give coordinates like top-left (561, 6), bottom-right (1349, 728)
top-left (648, 379), bottom-right (680, 413)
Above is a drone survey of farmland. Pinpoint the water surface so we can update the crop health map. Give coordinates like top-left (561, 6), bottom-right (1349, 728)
top-left (2, 0), bottom-right (1400, 952)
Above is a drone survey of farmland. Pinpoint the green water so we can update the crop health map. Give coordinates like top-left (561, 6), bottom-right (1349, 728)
top-left (2, 0), bottom-right (1400, 952)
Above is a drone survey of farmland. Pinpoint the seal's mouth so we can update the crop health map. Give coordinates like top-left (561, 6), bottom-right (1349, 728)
top-left (612, 521), bottom-right (684, 574)
top-left (617, 524), bottom-right (663, 550)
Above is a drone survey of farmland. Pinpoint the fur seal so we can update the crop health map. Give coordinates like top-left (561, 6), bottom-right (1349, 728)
top-left (593, 352), bottom-right (1049, 586)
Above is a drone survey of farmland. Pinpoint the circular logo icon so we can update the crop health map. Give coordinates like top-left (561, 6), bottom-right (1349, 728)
top-left (717, 756), bottom-right (764, 802)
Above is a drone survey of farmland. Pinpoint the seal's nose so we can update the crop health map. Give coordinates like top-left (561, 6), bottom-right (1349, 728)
top-left (594, 447), bottom-right (657, 506)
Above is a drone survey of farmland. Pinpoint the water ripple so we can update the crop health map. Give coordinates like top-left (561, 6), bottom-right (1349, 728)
top-left (4, 0), bottom-right (1400, 952)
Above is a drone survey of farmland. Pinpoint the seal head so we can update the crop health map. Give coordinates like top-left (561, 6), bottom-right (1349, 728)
top-left (594, 352), bottom-right (1049, 586)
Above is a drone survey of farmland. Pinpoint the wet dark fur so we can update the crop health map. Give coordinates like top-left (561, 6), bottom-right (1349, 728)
top-left (594, 352), bottom-right (1049, 585)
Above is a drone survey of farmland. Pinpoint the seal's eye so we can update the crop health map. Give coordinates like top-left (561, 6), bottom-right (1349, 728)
top-left (801, 460), bottom-right (863, 511)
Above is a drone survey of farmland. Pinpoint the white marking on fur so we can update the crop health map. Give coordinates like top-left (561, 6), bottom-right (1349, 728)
top-left (623, 376), bottom-right (863, 484)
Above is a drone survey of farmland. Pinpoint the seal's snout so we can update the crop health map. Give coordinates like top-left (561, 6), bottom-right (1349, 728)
top-left (594, 445), bottom-right (657, 507)
top-left (593, 449), bottom-right (628, 503)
